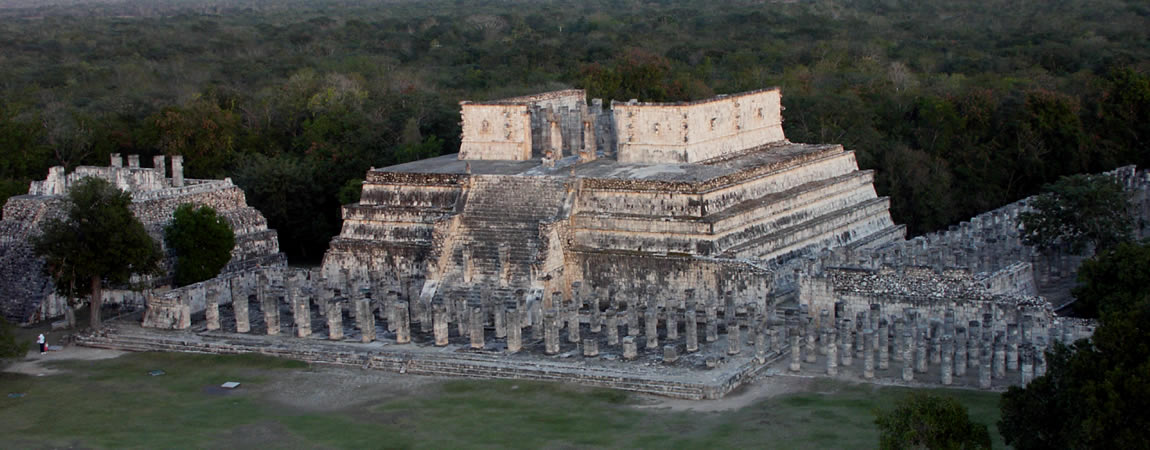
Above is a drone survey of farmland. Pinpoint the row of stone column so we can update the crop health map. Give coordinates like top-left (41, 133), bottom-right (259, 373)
top-left (201, 278), bottom-right (782, 365)
top-left (787, 305), bottom-right (1058, 389)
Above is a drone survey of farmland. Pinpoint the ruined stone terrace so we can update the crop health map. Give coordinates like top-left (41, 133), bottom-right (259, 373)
top-left (0, 154), bottom-right (285, 324)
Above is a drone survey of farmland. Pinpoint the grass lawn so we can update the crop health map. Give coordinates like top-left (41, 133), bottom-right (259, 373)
top-left (0, 352), bottom-right (1005, 448)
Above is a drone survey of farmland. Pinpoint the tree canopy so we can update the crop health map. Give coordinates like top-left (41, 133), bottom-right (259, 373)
top-left (1, 0), bottom-right (1149, 260)
top-left (164, 204), bottom-right (236, 287)
top-left (1017, 174), bottom-right (1133, 254)
top-left (31, 177), bottom-right (163, 329)
top-left (999, 243), bottom-right (1150, 449)
top-left (873, 392), bottom-right (991, 450)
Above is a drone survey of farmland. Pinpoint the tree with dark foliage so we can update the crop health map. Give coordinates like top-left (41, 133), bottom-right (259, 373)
top-left (32, 177), bottom-right (163, 330)
top-left (164, 204), bottom-right (235, 287)
top-left (874, 393), bottom-right (991, 450)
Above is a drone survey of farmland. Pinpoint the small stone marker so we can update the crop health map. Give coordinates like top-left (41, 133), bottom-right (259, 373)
top-left (148, 370), bottom-right (166, 377)
top-left (220, 381), bottom-right (241, 389)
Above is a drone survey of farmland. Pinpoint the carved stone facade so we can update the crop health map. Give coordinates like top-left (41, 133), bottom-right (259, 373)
top-left (0, 154), bottom-right (285, 324)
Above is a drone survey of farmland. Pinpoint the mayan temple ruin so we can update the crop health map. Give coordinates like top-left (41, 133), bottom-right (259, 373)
top-left (0, 154), bottom-right (285, 324)
top-left (9, 88), bottom-right (1148, 398)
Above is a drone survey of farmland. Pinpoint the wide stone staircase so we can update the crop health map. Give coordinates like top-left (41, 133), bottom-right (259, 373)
top-left (433, 175), bottom-right (572, 302)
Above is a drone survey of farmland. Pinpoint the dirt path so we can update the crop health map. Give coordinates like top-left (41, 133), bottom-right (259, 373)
top-left (631, 375), bottom-right (816, 412)
top-left (3, 346), bottom-right (126, 376)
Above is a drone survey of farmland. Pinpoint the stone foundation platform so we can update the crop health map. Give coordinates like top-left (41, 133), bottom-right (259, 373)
top-left (76, 317), bottom-right (784, 400)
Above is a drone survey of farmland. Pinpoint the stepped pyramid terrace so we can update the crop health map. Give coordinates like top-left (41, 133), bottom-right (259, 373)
top-left (320, 88), bottom-right (905, 316)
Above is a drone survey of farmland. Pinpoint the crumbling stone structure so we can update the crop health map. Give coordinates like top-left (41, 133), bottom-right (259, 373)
top-left (76, 88), bottom-right (1150, 397)
top-left (0, 154), bottom-right (285, 324)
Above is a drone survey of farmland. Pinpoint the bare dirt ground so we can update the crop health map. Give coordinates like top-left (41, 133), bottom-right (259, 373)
top-left (256, 365), bottom-right (446, 413)
top-left (631, 375), bottom-right (817, 412)
top-left (2, 345), bottom-right (125, 376)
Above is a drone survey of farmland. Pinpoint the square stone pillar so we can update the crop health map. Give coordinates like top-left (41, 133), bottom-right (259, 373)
top-left (395, 301), bottom-right (411, 344)
top-left (433, 306), bottom-right (449, 346)
top-left (234, 293), bottom-right (250, 334)
top-left (544, 310), bottom-right (560, 355)
top-left (789, 330), bottom-right (802, 372)
top-left (469, 307), bottom-right (484, 349)
top-left (705, 306), bottom-right (719, 343)
top-left (606, 308), bottom-right (619, 346)
top-left (955, 327), bottom-right (968, 377)
top-left (754, 326), bottom-right (767, 363)
top-left (915, 327), bottom-right (928, 374)
top-left (589, 291), bottom-right (602, 333)
top-left (494, 306), bottom-right (507, 338)
top-left (727, 323), bottom-right (741, 355)
top-left (127, 154), bottom-right (140, 168)
top-left (171, 155), bottom-right (184, 187)
top-left (941, 335), bottom-right (954, 385)
top-left (356, 297), bottom-right (375, 343)
top-left (530, 300), bottom-right (544, 342)
top-left (153, 155), bottom-right (166, 179)
top-left (840, 320), bottom-right (853, 367)
top-left (262, 291), bottom-right (280, 336)
top-left (622, 336), bottom-right (638, 360)
top-left (878, 320), bottom-right (890, 370)
top-left (645, 306), bottom-right (659, 350)
top-left (583, 338), bottom-right (598, 357)
top-left (205, 287), bottom-right (220, 331)
top-left (627, 305), bottom-right (640, 337)
top-left (293, 294), bottom-right (311, 338)
top-left (386, 292), bottom-right (399, 332)
top-left (507, 308), bottom-right (522, 353)
top-left (902, 330), bottom-right (915, 381)
top-left (110, 153), bottom-right (123, 167)
top-left (968, 321), bottom-right (981, 369)
top-left (685, 306), bottom-right (699, 353)
top-left (979, 341), bottom-right (993, 389)
top-left (666, 307), bottom-right (678, 340)
top-left (1006, 324), bottom-right (1020, 371)
top-left (567, 307), bottom-right (581, 343)
top-left (327, 300), bottom-right (344, 340)
top-left (862, 329), bottom-right (875, 379)
top-left (993, 333), bottom-right (1007, 378)
top-left (826, 330), bottom-right (838, 376)
top-left (662, 344), bottom-right (678, 364)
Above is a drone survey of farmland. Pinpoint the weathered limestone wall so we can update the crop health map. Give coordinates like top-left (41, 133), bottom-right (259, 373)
top-left (614, 89), bottom-right (785, 164)
top-left (458, 103), bottom-right (533, 160)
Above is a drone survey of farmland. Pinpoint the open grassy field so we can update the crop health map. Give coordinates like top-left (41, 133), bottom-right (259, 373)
top-left (1, 351), bottom-right (1004, 448)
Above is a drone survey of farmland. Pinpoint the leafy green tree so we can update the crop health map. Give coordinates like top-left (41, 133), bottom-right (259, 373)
top-left (999, 288), bottom-right (1150, 448)
top-left (1070, 241), bottom-right (1150, 318)
top-left (874, 393), bottom-right (992, 450)
top-left (1018, 174), bottom-right (1132, 254)
top-left (338, 178), bottom-right (363, 205)
top-left (32, 177), bottom-right (163, 330)
top-left (164, 204), bottom-right (236, 287)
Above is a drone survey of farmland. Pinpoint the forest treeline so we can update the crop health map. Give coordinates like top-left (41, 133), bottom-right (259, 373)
top-left (1, 0), bottom-right (1148, 261)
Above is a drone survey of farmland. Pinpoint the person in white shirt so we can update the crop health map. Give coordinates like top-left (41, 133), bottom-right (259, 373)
top-left (37, 333), bottom-right (46, 354)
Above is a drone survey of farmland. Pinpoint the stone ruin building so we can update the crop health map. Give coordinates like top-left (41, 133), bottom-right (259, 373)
top-left (0, 154), bottom-right (285, 324)
top-left (30, 88), bottom-right (1150, 398)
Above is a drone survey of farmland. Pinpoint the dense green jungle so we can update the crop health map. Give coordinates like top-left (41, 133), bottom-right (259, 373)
top-left (1, 0), bottom-right (1147, 262)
